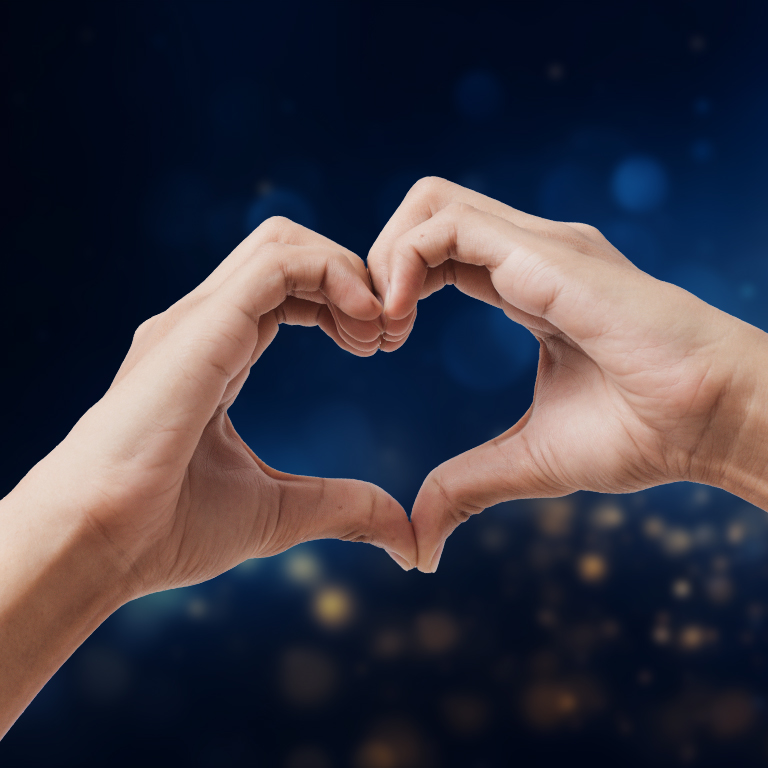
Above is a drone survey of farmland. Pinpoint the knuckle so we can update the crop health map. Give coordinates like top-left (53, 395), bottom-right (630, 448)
top-left (257, 215), bottom-right (294, 239)
top-left (443, 200), bottom-right (476, 218)
top-left (428, 470), bottom-right (483, 525)
top-left (132, 313), bottom-right (160, 343)
top-left (408, 175), bottom-right (451, 202)
top-left (568, 222), bottom-right (605, 242)
top-left (255, 240), bottom-right (285, 261)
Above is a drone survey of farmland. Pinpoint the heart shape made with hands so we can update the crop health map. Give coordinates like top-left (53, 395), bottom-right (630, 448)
top-left (109, 175), bottom-right (729, 594)
top-left (329, 176), bottom-right (728, 575)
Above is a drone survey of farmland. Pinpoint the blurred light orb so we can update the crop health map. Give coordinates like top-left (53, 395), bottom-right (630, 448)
top-left (313, 586), bottom-right (354, 629)
top-left (535, 499), bottom-right (574, 537)
top-left (642, 516), bottom-right (665, 538)
top-left (672, 579), bottom-right (692, 599)
top-left (453, 68), bottom-right (505, 121)
top-left (590, 503), bottom-right (625, 529)
top-left (709, 691), bottom-right (756, 738)
top-left (353, 719), bottom-right (431, 768)
top-left (441, 303), bottom-right (538, 391)
top-left (727, 521), bottom-right (746, 544)
top-left (245, 187), bottom-right (316, 233)
top-left (691, 138), bottom-right (714, 163)
top-left (706, 575), bottom-right (733, 604)
top-left (371, 628), bottom-right (406, 658)
top-left (577, 553), bottom-right (608, 583)
top-left (279, 647), bottom-right (337, 706)
top-left (285, 551), bottom-right (322, 584)
top-left (678, 624), bottom-right (717, 651)
top-left (415, 610), bottom-right (460, 653)
top-left (187, 597), bottom-right (208, 620)
top-left (611, 155), bottom-right (668, 212)
top-left (521, 677), bottom-right (603, 730)
top-left (661, 528), bottom-right (692, 556)
top-left (477, 522), bottom-right (508, 551)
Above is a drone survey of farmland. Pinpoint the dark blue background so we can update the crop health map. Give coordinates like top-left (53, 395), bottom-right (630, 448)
top-left (2, 1), bottom-right (768, 766)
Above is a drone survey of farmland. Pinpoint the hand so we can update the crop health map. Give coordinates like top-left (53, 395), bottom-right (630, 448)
top-left (23, 217), bottom-right (417, 598)
top-left (368, 177), bottom-right (768, 572)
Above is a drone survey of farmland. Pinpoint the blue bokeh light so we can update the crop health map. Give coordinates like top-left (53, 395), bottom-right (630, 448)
top-left (441, 303), bottom-right (539, 391)
top-left (453, 69), bottom-right (505, 121)
top-left (691, 139), bottom-right (715, 163)
top-left (611, 155), bottom-right (668, 213)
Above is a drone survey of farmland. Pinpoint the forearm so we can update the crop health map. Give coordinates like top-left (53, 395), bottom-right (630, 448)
top-left (0, 461), bottom-right (131, 738)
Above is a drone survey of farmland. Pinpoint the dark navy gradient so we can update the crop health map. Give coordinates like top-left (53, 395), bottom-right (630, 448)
top-left (2, 1), bottom-right (768, 766)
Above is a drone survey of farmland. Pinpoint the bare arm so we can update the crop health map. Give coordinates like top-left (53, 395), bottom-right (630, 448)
top-left (368, 177), bottom-right (768, 571)
top-left (0, 216), bottom-right (417, 737)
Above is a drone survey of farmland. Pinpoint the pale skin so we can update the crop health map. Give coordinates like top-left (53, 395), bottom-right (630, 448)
top-left (2, 178), bottom-right (768, 738)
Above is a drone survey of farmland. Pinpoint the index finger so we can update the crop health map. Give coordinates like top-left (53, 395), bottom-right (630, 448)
top-left (368, 177), bottom-right (548, 306)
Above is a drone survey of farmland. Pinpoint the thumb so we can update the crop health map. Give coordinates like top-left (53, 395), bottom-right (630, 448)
top-left (274, 474), bottom-right (417, 570)
top-left (411, 423), bottom-right (567, 573)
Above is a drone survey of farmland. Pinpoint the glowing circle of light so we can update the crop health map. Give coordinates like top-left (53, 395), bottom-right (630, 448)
top-left (611, 155), bottom-right (668, 213)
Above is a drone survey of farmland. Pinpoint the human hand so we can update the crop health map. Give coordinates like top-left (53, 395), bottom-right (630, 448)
top-left (368, 177), bottom-right (768, 573)
top-left (21, 217), bottom-right (417, 600)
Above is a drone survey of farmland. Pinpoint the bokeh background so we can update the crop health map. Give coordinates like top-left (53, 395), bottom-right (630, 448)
top-left (2, 1), bottom-right (768, 766)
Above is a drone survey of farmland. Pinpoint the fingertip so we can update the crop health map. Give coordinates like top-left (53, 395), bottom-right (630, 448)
top-left (427, 540), bottom-right (445, 573)
top-left (352, 290), bottom-right (387, 322)
top-left (385, 549), bottom-right (414, 572)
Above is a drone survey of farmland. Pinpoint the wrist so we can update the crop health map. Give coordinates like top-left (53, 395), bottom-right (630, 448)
top-left (0, 465), bottom-right (134, 736)
top-left (694, 319), bottom-right (768, 509)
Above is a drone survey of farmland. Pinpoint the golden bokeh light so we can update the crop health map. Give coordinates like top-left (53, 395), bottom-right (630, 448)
top-left (535, 499), bottom-right (574, 537)
top-left (312, 587), bottom-right (354, 629)
top-left (590, 504), bottom-right (625, 529)
top-left (642, 516), bottom-right (665, 539)
top-left (577, 553), bottom-right (608, 583)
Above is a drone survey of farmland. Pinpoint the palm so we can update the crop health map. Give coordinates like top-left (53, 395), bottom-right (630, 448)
top-left (501, 273), bottom-right (724, 499)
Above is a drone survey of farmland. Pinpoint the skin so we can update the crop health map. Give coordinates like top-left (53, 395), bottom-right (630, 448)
top-left (0, 217), bottom-right (416, 738)
top-left (2, 177), bottom-right (768, 736)
top-left (367, 177), bottom-right (768, 572)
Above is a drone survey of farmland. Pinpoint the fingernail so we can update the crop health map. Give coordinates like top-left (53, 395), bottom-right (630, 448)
top-left (385, 549), bottom-right (413, 572)
top-left (427, 541), bottom-right (445, 574)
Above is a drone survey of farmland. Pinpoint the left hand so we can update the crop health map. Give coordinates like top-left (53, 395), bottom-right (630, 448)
top-left (19, 216), bottom-right (417, 600)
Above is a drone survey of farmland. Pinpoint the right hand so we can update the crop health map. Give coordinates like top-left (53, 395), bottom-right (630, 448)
top-left (368, 177), bottom-right (767, 572)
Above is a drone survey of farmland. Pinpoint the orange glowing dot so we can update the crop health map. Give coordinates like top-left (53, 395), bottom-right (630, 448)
top-left (577, 553), bottom-right (608, 583)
